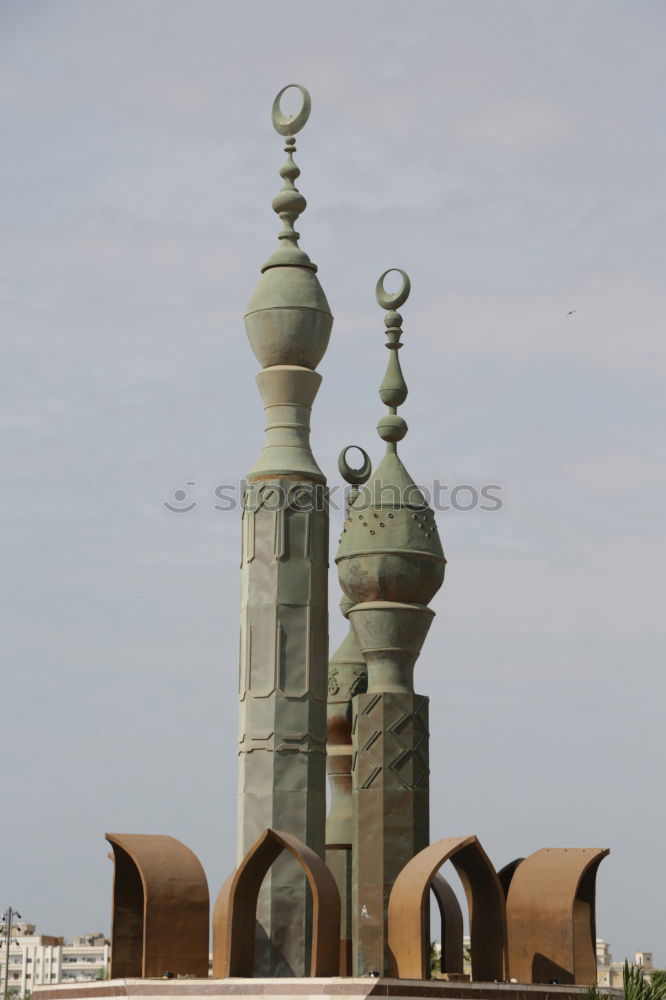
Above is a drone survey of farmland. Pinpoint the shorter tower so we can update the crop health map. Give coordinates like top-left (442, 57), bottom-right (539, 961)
top-left (326, 448), bottom-right (372, 975)
top-left (336, 270), bottom-right (446, 976)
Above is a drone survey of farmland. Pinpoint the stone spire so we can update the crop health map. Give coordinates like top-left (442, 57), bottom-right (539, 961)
top-left (336, 270), bottom-right (446, 975)
top-left (237, 84), bottom-right (332, 977)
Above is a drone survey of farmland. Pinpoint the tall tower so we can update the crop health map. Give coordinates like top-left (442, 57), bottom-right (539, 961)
top-left (336, 270), bottom-right (445, 975)
top-left (237, 85), bottom-right (332, 976)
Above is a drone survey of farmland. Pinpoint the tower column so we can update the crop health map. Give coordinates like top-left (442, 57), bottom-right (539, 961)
top-left (236, 84), bottom-right (333, 977)
top-left (326, 453), bottom-right (372, 975)
top-left (336, 270), bottom-right (446, 975)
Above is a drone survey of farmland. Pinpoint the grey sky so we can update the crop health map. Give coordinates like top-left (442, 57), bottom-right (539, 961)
top-left (2, 0), bottom-right (665, 966)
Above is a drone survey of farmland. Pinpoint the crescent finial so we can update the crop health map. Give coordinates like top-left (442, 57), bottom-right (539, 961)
top-left (338, 446), bottom-right (372, 486)
top-left (375, 268), bottom-right (411, 311)
top-left (271, 84), bottom-right (311, 136)
top-left (263, 85), bottom-right (314, 271)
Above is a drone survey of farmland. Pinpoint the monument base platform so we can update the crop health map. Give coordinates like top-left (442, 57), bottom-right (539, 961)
top-left (32, 980), bottom-right (620, 1000)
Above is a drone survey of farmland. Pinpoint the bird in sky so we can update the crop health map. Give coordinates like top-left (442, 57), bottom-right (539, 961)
top-left (567, 309), bottom-right (578, 316)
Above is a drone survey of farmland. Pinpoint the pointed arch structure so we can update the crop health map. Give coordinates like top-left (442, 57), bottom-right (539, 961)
top-left (213, 828), bottom-right (341, 978)
top-left (506, 847), bottom-right (609, 985)
top-left (497, 858), bottom-right (525, 898)
top-left (431, 873), bottom-right (463, 975)
top-left (105, 833), bottom-right (209, 979)
top-left (387, 835), bottom-right (507, 981)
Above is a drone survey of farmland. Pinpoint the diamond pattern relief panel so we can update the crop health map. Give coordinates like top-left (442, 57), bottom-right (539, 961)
top-left (352, 692), bottom-right (429, 790)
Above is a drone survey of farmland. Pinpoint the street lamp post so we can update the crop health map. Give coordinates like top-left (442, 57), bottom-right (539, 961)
top-left (1, 908), bottom-right (21, 1000)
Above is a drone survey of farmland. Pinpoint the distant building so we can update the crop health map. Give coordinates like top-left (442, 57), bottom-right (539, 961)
top-left (454, 936), bottom-right (656, 986)
top-left (60, 933), bottom-right (110, 985)
top-left (590, 941), bottom-right (656, 988)
top-left (0, 922), bottom-right (109, 997)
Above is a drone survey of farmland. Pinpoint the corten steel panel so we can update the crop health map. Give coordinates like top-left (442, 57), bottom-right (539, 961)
top-left (497, 859), bottom-right (525, 899)
top-left (431, 874), bottom-right (464, 975)
top-left (106, 833), bottom-right (209, 979)
top-left (387, 836), bottom-right (507, 981)
top-left (506, 847), bottom-right (609, 985)
top-left (352, 691), bottom-right (430, 976)
top-left (325, 846), bottom-right (352, 975)
top-left (212, 828), bottom-right (341, 979)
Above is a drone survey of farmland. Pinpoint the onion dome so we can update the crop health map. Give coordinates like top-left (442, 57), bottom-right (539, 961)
top-left (244, 84), bottom-right (333, 373)
top-left (244, 85), bottom-right (333, 483)
top-left (328, 446), bottom-right (373, 739)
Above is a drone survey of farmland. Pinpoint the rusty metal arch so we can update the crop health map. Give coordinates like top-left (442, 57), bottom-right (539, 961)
top-left (506, 847), bottom-right (609, 985)
top-left (106, 832), bottom-right (209, 979)
top-left (431, 873), bottom-right (463, 975)
top-left (387, 835), bottom-right (507, 981)
top-left (497, 858), bottom-right (525, 898)
top-left (212, 828), bottom-right (341, 978)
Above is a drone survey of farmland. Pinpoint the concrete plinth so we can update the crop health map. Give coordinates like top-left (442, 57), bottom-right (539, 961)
top-left (31, 978), bottom-right (619, 1000)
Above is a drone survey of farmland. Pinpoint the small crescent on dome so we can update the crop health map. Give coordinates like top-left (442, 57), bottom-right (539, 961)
top-left (271, 84), bottom-right (312, 136)
top-left (338, 445), bottom-right (372, 486)
top-left (375, 268), bottom-right (411, 311)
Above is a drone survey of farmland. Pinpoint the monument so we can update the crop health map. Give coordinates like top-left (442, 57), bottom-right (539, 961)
top-left (31, 82), bottom-right (610, 1000)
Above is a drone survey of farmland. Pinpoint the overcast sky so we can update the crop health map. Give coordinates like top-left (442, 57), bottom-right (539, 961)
top-left (2, 0), bottom-right (665, 968)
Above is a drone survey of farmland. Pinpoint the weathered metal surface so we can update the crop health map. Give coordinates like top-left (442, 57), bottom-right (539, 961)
top-left (326, 594), bottom-right (367, 976)
top-left (212, 828), bottom-right (341, 979)
top-left (497, 858), bottom-right (525, 898)
top-left (335, 271), bottom-right (445, 976)
top-left (506, 847), bottom-right (609, 985)
top-left (336, 272), bottom-right (445, 614)
top-left (431, 874), bottom-right (464, 976)
top-left (326, 452), bottom-right (372, 976)
top-left (351, 690), bottom-right (430, 975)
top-left (386, 835), bottom-right (507, 981)
top-left (326, 596), bottom-right (368, 847)
top-left (236, 84), bottom-right (332, 976)
top-left (105, 833), bottom-right (209, 979)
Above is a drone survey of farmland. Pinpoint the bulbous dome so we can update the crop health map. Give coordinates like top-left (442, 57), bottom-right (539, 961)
top-left (244, 91), bottom-right (333, 373)
top-left (245, 264), bottom-right (332, 371)
top-left (336, 450), bottom-right (445, 607)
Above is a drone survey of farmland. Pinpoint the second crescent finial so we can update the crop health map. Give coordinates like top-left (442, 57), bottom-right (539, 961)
top-left (338, 446), bottom-right (372, 486)
top-left (375, 268), bottom-right (411, 311)
top-left (338, 446), bottom-right (372, 520)
top-left (376, 269), bottom-right (411, 454)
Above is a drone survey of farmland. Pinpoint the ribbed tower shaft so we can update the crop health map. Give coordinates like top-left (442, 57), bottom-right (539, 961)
top-left (236, 85), bottom-right (332, 977)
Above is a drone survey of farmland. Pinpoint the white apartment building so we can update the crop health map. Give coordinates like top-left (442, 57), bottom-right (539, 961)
top-left (60, 934), bottom-right (111, 985)
top-left (596, 940), bottom-right (657, 988)
top-left (0, 923), bottom-right (110, 998)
